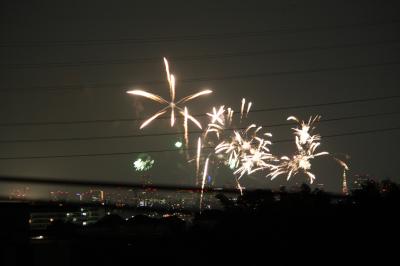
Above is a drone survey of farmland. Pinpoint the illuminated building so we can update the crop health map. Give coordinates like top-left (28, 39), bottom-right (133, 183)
top-left (351, 174), bottom-right (374, 190)
top-left (88, 189), bottom-right (105, 202)
top-left (77, 189), bottom-right (105, 203)
top-left (50, 191), bottom-right (70, 202)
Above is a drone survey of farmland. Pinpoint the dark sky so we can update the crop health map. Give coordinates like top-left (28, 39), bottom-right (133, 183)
top-left (0, 0), bottom-right (399, 192)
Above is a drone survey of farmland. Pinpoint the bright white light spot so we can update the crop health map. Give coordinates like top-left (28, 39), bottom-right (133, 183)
top-left (175, 141), bottom-right (183, 148)
top-left (133, 155), bottom-right (155, 172)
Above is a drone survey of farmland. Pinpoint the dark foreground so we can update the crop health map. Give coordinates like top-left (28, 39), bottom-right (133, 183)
top-left (1, 181), bottom-right (399, 265)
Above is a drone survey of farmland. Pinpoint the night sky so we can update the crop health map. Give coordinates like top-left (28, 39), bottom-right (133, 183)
top-left (0, 0), bottom-right (399, 193)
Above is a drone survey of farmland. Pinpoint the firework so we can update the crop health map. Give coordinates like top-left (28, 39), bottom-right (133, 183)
top-left (195, 100), bottom-right (257, 200)
top-left (268, 146), bottom-right (329, 184)
top-left (133, 154), bottom-right (155, 172)
top-left (287, 115), bottom-right (321, 146)
top-left (196, 137), bottom-right (202, 177)
top-left (127, 58), bottom-right (212, 132)
top-left (268, 115), bottom-right (328, 184)
top-left (197, 99), bottom-right (277, 199)
top-left (184, 107), bottom-right (189, 147)
top-left (334, 157), bottom-right (349, 171)
top-left (204, 99), bottom-right (250, 140)
top-left (199, 157), bottom-right (210, 209)
top-left (233, 135), bottom-right (276, 178)
top-left (235, 178), bottom-right (244, 195)
top-left (216, 124), bottom-right (276, 179)
top-left (205, 105), bottom-right (228, 139)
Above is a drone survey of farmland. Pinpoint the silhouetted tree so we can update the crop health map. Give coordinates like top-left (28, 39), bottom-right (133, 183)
top-left (215, 193), bottom-right (234, 209)
top-left (300, 183), bottom-right (311, 194)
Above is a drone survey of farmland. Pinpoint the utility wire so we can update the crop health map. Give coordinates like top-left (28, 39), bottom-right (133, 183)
top-left (1, 60), bottom-right (400, 92)
top-left (2, 39), bottom-right (399, 69)
top-left (0, 94), bottom-right (398, 127)
top-left (1, 19), bottom-right (399, 47)
top-left (0, 111), bottom-right (398, 144)
top-left (0, 126), bottom-right (398, 160)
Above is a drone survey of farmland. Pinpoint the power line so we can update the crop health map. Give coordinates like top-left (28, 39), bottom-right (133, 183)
top-left (0, 95), bottom-right (400, 127)
top-left (1, 60), bottom-right (400, 92)
top-left (0, 111), bottom-right (398, 144)
top-left (0, 94), bottom-right (398, 127)
top-left (0, 126), bottom-right (398, 160)
top-left (2, 39), bottom-right (399, 69)
top-left (1, 19), bottom-right (399, 47)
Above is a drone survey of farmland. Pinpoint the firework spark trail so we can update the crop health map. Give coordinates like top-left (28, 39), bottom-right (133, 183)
top-left (246, 102), bottom-right (252, 118)
top-left (334, 157), bottom-right (349, 171)
top-left (199, 157), bottom-right (209, 210)
top-left (240, 98), bottom-right (246, 121)
top-left (196, 137), bottom-right (202, 178)
top-left (184, 107), bottom-right (189, 147)
top-left (227, 108), bottom-right (234, 125)
top-left (138, 109), bottom-right (168, 129)
top-left (127, 57), bottom-right (212, 131)
top-left (235, 178), bottom-right (244, 196)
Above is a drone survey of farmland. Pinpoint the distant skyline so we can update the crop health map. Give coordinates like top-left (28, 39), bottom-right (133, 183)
top-left (0, 0), bottom-right (399, 192)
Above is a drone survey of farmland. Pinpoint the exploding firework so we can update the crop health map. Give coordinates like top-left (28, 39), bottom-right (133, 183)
top-left (127, 58), bottom-right (212, 133)
top-left (215, 124), bottom-right (276, 179)
top-left (268, 144), bottom-right (329, 184)
top-left (288, 115), bottom-right (321, 146)
top-left (268, 115), bottom-right (329, 184)
top-left (204, 106), bottom-right (228, 139)
top-left (196, 99), bottom-right (277, 198)
top-left (204, 99), bottom-right (251, 140)
top-left (133, 154), bottom-right (155, 172)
